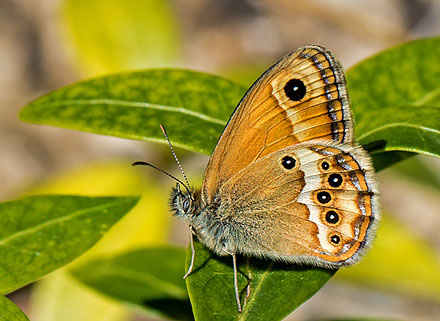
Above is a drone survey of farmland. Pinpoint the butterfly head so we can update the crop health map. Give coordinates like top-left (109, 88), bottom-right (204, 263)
top-left (170, 183), bottom-right (198, 219)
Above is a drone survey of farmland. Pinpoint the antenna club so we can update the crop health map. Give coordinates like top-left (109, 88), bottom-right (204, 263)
top-left (160, 124), bottom-right (167, 135)
top-left (131, 159), bottom-right (192, 194)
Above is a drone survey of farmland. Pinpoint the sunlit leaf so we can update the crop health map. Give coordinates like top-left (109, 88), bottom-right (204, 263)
top-left (20, 38), bottom-right (440, 166)
top-left (0, 195), bottom-right (138, 294)
top-left (20, 70), bottom-right (245, 154)
top-left (61, 0), bottom-right (180, 75)
top-left (347, 37), bottom-right (440, 169)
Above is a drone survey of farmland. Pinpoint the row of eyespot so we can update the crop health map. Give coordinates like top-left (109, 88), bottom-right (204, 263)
top-left (281, 156), bottom-right (344, 188)
top-left (281, 156), bottom-right (344, 246)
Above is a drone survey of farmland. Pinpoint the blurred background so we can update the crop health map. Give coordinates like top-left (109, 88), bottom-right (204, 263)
top-left (1, 0), bottom-right (440, 320)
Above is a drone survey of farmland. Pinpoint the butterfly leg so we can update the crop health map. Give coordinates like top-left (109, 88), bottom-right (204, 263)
top-left (183, 225), bottom-right (195, 279)
top-left (224, 249), bottom-right (242, 312)
top-left (232, 253), bottom-right (242, 312)
top-left (242, 258), bottom-right (252, 307)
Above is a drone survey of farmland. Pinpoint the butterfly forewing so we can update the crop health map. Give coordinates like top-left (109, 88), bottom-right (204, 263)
top-left (202, 46), bottom-right (354, 203)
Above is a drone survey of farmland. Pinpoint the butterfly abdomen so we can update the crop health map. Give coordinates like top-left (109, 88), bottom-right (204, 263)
top-left (189, 195), bottom-right (240, 255)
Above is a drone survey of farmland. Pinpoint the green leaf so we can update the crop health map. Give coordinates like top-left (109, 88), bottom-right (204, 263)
top-left (27, 161), bottom-right (169, 321)
top-left (186, 241), bottom-right (334, 321)
top-left (20, 38), bottom-right (440, 165)
top-left (347, 37), bottom-right (440, 169)
top-left (366, 151), bottom-right (414, 172)
top-left (0, 195), bottom-right (139, 294)
top-left (70, 247), bottom-right (193, 321)
top-left (61, 0), bottom-right (180, 75)
top-left (19, 69), bottom-right (246, 155)
top-left (0, 295), bottom-right (30, 321)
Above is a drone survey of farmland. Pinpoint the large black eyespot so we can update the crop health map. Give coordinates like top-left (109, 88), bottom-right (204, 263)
top-left (325, 210), bottom-right (339, 224)
top-left (321, 161), bottom-right (330, 170)
top-left (317, 191), bottom-right (331, 204)
top-left (281, 156), bottom-right (296, 169)
top-left (183, 199), bottom-right (190, 212)
top-left (284, 79), bottom-right (306, 101)
top-left (328, 173), bottom-right (343, 188)
top-left (330, 235), bottom-right (340, 245)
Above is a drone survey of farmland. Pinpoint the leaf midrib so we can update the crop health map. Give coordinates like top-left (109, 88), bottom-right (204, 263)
top-left (28, 99), bottom-right (227, 125)
top-left (358, 122), bottom-right (440, 142)
top-left (239, 262), bottom-right (274, 320)
top-left (0, 200), bottom-right (127, 246)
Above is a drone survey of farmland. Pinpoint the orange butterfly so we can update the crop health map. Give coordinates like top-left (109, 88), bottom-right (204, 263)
top-left (161, 46), bottom-right (378, 311)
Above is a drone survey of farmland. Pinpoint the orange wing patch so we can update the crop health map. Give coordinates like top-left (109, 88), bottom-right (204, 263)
top-left (202, 46), bottom-right (353, 203)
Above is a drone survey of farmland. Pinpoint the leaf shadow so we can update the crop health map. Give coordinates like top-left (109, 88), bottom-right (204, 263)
top-left (362, 139), bottom-right (387, 153)
top-left (142, 298), bottom-right (194, 321)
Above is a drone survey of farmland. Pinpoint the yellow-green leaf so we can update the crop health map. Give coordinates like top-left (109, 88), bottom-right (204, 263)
top-left (61, 0), bottom-right (180, 75)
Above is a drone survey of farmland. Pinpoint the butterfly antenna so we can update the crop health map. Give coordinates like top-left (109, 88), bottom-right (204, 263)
top-left (159, 124), bottom-right (191, 191)
top-left (132, 161), bottom-right (191, 194)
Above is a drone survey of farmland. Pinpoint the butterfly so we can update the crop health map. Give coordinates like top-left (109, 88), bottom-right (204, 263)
top-left (163, 45), bottom-right (379, 312)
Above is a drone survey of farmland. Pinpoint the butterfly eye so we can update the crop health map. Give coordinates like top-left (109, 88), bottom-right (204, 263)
top-left (183, 199), bottom-right (190, 212)
top-left (284, 79), bottom-right (306, 101)
top-left (321, 161), bottom-right (330, 170)
top-left (281, 156), bottom-right (296, 169)
top-left (328, 173), bottom-right (343, 188)
top-left (330, 234), bottom-right (341, 245)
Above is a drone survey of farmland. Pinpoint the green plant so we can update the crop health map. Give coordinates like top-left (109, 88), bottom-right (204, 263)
top-left (0, 36), bottom-right (436, 320)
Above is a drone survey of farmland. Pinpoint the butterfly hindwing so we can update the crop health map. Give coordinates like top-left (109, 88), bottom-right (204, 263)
top-left (214, 142), bottom-right (378, 266)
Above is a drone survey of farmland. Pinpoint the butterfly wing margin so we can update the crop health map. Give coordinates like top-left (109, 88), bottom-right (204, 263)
top-left (202, 45), bottom-right (354, 203)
